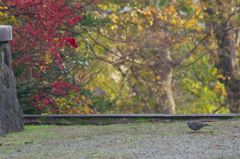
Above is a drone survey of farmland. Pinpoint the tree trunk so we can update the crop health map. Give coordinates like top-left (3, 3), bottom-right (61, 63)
top-left (216, 27), bottom-right (240, 113)
top-left (204, 1), bottom-right (240, 113)
top-left (154, 50), bottom-right (175, 114)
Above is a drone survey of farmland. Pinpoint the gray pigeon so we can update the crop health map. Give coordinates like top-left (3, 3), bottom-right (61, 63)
top-left (187, 121), bottom-right (211, 132)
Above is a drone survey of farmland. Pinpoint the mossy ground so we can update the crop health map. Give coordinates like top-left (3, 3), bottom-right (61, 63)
top-left (1, 119), bottom-right (240, 158)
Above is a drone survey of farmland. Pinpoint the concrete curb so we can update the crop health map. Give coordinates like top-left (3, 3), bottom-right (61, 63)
top-left (24, 114), bottom-right (240, 119)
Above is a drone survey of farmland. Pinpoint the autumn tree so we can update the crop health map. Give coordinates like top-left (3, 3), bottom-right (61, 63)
top-left (86, 0), bottom-right (202, 114)
top-left (85, 0), bottom-right (238, 114)
top-left (200, 0), bottom-right (240, 113)
top-left (0, 0), bottom-right (112, 114)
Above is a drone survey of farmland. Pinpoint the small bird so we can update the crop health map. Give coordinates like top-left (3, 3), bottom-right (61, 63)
top-left (187, 121), bottom-right (211, 132)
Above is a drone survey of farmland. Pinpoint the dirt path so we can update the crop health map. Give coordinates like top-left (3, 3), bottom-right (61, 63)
top-left (1, 119), bottom-right (240, 159)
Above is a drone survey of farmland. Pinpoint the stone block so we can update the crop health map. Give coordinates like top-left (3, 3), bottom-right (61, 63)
top-left (0, 25), bottom-right (12, 42)
top-left (0, 32), bottom-right (24, 137)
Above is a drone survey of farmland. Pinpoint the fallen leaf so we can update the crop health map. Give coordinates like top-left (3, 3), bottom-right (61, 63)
top-left (24, 142), bottom-right (33, 144)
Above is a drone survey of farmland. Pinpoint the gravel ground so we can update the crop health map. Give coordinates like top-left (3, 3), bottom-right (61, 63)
top-left (1, 119), bottom-right (240, 159)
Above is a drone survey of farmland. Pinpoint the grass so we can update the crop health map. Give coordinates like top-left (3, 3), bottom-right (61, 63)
top-left (136, 118), bottom-right (149, 122)
top-left (7, 125), bottom-right (52, 135)
top-left (1, 119), bottom-right (240, 158)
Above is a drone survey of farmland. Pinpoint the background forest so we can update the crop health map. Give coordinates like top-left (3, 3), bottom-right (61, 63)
top-left (1, 0), bottom-right (240, 114)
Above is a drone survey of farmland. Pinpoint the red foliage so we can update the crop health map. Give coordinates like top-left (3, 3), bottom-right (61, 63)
top-left (5, 0), bottom-right (83, 62)
top-left (67, 37), bottom-right (78, 48)
top-left (93, 1), bottom-right (99, 4)
top-left (0, 0), bottom-right (99, 113)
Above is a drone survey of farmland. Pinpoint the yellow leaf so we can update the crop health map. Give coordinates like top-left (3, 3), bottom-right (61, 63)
top-left (196, 11), bottom-right (199, 15)
top-left (83, 106), bottom-right (91, 114)
top-left (217, 74), bottom-right (223, 78)
top-left (111, 25), bottom-right (117, 30)
top-left (40, 66), bottom-right (45, 71)
top-left (147, 10), bottom-right (151, 15)
top-left (102, 5), bottom-right (108, 10)
top-left (160, 15), bottom-right (163, 20)
top-left (150, 21), bottom-right (153, 26)
top-left (112, 18), bottom-right (117, 23)
top-left (204, 87), bottom-right (208, 91)
top-left (156, 76), bottom-right (161, 80)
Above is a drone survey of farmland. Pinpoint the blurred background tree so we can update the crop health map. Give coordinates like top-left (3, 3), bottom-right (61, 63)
top-left (2, 0), bottom-right (240, 114)
top-left (85, 0), bottom-right (240, 114)
top-left (1, 0), bottom-right (115, 114)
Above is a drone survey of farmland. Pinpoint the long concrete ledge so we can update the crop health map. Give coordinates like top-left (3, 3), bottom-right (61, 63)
top-left (0, 25), bottom-right (12, 41)
top-left (24, 114), bottom-right (240, 119)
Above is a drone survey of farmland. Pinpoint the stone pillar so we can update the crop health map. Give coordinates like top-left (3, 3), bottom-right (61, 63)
top-left (0, 25), bottom-right (24, 137)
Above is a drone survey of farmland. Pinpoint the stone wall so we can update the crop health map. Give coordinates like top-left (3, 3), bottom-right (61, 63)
top-left (0, 25), bottom-right (24, 136)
